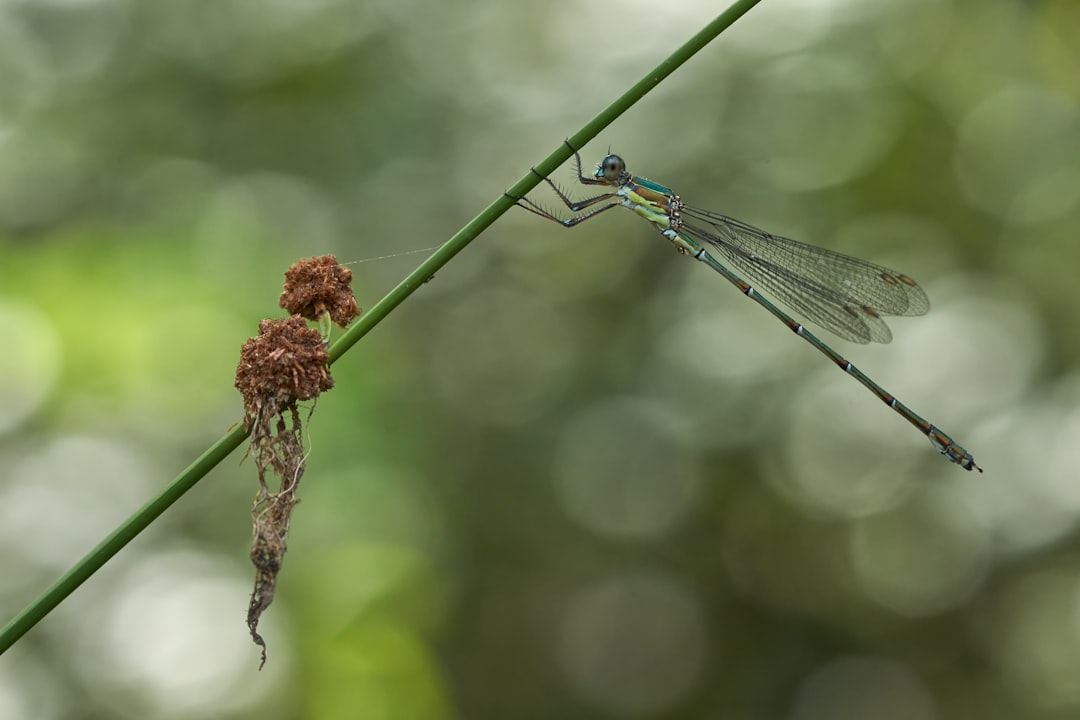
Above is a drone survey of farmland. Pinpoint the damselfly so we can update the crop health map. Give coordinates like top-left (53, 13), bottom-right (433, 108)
top-left (513, 145), bottom-right (980, 471)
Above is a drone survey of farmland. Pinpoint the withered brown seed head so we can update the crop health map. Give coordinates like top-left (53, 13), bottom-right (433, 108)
top-left (279, 254), bottom-right (360, 328)
top-left (235, 315), bottom-right (334, 418)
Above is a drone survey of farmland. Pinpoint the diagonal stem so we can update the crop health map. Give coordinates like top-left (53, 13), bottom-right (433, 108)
top-left (328, 0), bottom-right (764, 362)
top-left (0, 0), bottom-right (765, 655)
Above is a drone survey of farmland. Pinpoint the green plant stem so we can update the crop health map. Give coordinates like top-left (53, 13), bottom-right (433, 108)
top-left (0, 0), bottom-right (764, 655)
top-left (0, 426), bottom-right (249, 653)
top-left (330, 0), bottom-right (764, 361)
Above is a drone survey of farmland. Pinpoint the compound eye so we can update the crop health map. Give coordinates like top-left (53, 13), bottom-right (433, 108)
top-left (601, 155), bottom-right (625, 180)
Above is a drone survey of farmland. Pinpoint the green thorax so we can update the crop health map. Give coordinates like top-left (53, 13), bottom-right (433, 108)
top-left (631, 176), bottom-right (675, 195)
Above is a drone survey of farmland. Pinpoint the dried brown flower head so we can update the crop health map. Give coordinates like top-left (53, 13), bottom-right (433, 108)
top-left (279, 254), bottom-right (360, 329)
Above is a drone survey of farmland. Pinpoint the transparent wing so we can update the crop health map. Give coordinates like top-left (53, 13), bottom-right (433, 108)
top-left (681, 206), bottom-right (930, 344)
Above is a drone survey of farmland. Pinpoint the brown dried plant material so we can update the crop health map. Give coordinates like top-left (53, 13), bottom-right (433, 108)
top-left (279, 254), bottom-right (360, 330)
top-left (234, 315), bottom-right (334, 668)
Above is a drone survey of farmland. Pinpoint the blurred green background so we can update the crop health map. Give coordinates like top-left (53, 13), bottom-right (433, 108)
top-left (1, 0), bottom-right (1078, 718)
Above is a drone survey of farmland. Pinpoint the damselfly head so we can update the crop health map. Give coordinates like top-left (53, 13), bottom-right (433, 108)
top-left (595, 154), bottom-right (628, 184)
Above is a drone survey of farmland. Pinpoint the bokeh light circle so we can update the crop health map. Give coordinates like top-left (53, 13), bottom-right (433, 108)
top-left (557, 571), bottom-right (706, 716)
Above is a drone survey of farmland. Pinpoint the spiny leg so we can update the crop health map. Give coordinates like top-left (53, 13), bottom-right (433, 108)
top-left (509, 139), bottom-right (612, 209)
top-left (563, 140), bottom-right (608, 186)
top-left (507, 143), bottom-right (622, 228)
top-left (507, 168), bottom-right (619, 224)
top-left (514, 194), bottom-right (622, 228)
top-left (530, 168), bottom-right (618, 212)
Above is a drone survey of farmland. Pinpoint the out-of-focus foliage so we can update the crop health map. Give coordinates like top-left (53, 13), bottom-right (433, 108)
top-left (0, 0), bottom-right (1077, 718)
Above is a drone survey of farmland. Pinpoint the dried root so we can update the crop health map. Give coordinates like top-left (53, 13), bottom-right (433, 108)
top-left (234, 255), bottom-right (358, 668)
